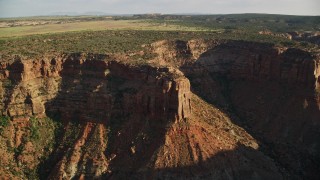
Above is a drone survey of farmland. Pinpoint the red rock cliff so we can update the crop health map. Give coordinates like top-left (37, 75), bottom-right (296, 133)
top-left (168, 40), bottom-right (320, 179)
top-left (0, 53), bottom-right (191, 123)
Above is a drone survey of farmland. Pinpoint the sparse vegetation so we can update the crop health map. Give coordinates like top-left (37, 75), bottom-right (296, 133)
top-left (0, 115), bottom-right (63, 179)
top-left (13, 144), bottom-right (24, 158)
top-left (0, 19), bottom-right (213, 38)
top-left (0, 29), bottom-right (307, 61)
top-left (129, 14), bottom-right (320, 33)
top-left (0, 116), bottom-right (10, 133)
top-left (2, 79), bottom-right (14, 88)
top-left (1, 14), bottom-right (318, 62)
top-left (29, 117), bottom-right (40, 141)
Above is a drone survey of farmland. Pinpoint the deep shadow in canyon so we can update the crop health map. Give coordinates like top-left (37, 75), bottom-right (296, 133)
top-left (40, 55), bottom-right (179, 179)
top-left (103, 143), bottom-right (284, 180)
top-left (21, 41), bottom-right (320, 179)
top-left (32, 52), bottom-right (283, 179)
top-left (179, 41), bottom-right (320, 179)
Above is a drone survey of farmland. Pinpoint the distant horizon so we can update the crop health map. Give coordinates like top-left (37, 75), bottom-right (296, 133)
top-left (0, 12), bottom-right (319, 19)
top-left (0, 0), bottom-right (319, 18)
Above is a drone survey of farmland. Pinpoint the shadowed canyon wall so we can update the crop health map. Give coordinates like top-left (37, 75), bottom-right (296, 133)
top-left (152, 39), bottom-right (320, 179)
top-left (0, 54), bottom-right (191, 123)
top-left (0, 39), bottom-right (320, 179)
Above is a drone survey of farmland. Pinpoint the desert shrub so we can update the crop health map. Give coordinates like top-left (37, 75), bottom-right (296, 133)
top-left (29, 117), bottom-right (40, 140)
top-left (0, 116), bottom-right (10, 133)
top-left (0, 116), bottom-right (10, 126)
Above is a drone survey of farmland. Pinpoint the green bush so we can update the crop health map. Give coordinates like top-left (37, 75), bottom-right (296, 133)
top-left (13, 144), bottom-right (24, 156)
top-left (29, 117), bottom-right (40, 140)
top-left (0, 116), bottom-right (10, 126)
top-left (0, 116), bottom-right (10, 133)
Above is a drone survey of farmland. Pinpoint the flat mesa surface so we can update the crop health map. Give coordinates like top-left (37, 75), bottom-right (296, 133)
top-left (0, 14), bottom-right (318, 61)
top-left (0, 20), bottom-right (212, 38)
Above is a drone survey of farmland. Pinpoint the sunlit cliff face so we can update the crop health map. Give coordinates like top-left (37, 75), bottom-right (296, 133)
top-left (0, 39), bottom-right (319, 179)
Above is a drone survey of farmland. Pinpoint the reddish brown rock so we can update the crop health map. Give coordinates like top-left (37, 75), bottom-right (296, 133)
top-left (169, 40), bottom-right (320, 179)
top-left (0, 53), bottom-right (192, 124)
top-left (1, 39), bottom-right (319, 179)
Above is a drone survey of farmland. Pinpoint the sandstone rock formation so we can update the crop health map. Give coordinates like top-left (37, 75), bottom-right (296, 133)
top-left (0, 39), bottom-right (320, 179)
top-left (0, 53), bottom-right (194, 179)
top-left (0, 54), bottom-right (191, 122)
top-left (288, 31), bottom-right (320, 45)
top-left (152, 39), bottom-right (320, 179)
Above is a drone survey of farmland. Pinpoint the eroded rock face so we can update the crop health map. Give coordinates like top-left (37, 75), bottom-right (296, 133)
top-left (0, 53), bottom-right (193, 179)
top-left (196, 42), bottom-right (320, 91)
top-left (0, 49), bottom-right (284, 180)
top-left (288, 31), bottom-right (320, 45)
top-left (1, 39), bottom-right (319, 179)
top-left (162, 40), bottom-right (320, 179)
top-left (0, 54), bottom-right (191, 123)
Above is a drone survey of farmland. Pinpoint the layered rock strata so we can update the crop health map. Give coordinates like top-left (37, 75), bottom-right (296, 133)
top-left (1, 39), bottom-right (320, 179)
top-left (0, 54), bottom-right (191, 123)
top-left (152, 39), bottom-right (320, 179)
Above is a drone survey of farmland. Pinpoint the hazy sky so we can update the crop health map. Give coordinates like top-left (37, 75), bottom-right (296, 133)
top-left (0, 0), bottom-right (319, 17)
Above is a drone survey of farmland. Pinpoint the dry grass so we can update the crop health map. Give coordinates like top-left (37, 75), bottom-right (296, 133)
top-left (0, 20), bottom-right (214, 38)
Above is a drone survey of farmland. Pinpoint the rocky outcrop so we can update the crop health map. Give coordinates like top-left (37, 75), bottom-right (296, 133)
top-left (258, 30), bottom-right (292, 39)
top-left (150, 39), bottom-right (320, 178)
top-left (0, 48), bottom-right (286, 180)
top-left (150, 39), bottom-right (221, 66)
top-left (196, 42), bottom-right (320, 91)
top-left (158, 39), bottom-right (320, 179)
top-left (1, 39), bottom-right (319, 179)
top-left (152, 39), bottom-right (320, 91)
top-left (0, 53), bottom-right (193, 179)
top-left (288, 31), bottom-right (320, 45)
top-left (0, 53), bottom-right (191, 123)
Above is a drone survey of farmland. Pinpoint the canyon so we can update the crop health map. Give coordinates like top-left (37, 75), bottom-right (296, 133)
top-left (0, 39), bottom-right (320, 179)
